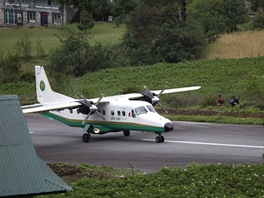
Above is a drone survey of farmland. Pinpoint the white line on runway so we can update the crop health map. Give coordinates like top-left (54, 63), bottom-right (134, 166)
top-left (142, 139), bottom-right (264, 149)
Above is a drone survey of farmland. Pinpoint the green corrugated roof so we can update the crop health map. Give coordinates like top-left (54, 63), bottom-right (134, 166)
top-left (0, 95), bottom-right (72, 197)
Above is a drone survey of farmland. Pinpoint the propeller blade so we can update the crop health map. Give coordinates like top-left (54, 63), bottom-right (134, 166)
top-left (82, 110), bottom-right (93, 125)
top-left (81, 94), bottom-right (104, 125)
top-left (158, 102), bottom-right (168, 114)
top-left (144, 85), bottom-right (152, 95)
top-left (81, 95), bottom-right (92, 107)
top-left (95, 111), bottom-right (105, 120)
top-left (95, 94), bottom-right (104, 106)
top-left (157, 85), bottom-right (167, 98)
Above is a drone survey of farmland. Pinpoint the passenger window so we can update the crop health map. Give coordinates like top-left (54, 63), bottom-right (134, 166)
top-left (111, 110), bottom-right (114, 116)
top-left (102, 110), bottom-right (106, 115)
top-left (122, 111), bottom-right (126, 116)
top-left (117, 111), bottom-right (121, 116)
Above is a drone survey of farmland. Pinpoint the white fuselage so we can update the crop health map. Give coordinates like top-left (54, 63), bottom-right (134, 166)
top-left (44, 99), bottom-right (173, 134)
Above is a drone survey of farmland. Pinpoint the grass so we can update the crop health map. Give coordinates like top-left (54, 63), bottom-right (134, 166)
top-left (204, 30), bottom-right (264, 59)
top-left (38, 162), bottom-right (264, 198)
top-left (0, 23), bottom-right (126, 57)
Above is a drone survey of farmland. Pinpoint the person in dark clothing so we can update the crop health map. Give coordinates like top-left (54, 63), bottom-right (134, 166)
top-left (216, 95), bottom-right (224, 106)
top-left (229, 96), bottom-right (239, 107)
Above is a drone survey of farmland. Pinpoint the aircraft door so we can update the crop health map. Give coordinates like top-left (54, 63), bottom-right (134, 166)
top-left (121, 108), bottom-right (127, 120)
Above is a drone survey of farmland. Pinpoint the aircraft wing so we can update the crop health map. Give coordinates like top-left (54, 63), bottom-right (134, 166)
top-left (22, 101), bottom-right (81, 114)
top-left (124, 86), bottom-right (201, 100)
top-left (87, 86), bottom-right (201, 101)
top-left (21, 86), bottom-right (201, 113)
top-left (150, 86), bottom-right (201, 95)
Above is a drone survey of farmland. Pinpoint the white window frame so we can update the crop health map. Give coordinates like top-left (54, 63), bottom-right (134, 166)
top-left (28, 11), bottom-right (36, 23)
top-left (52, 13), bottom-right (61, 24)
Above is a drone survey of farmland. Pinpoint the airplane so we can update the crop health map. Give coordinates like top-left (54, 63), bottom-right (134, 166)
top-left (22, 66), bottom-right (201, 143)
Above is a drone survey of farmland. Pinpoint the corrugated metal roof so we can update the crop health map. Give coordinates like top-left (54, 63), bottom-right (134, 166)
top-left (0, 95), bottom-right (72, 197)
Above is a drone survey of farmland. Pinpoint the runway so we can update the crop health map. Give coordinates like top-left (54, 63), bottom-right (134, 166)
top-left (26, 114), bottom-right (264, 172)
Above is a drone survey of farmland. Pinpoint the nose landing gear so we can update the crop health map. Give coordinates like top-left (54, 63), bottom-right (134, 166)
top-left (155, 133), bottom-right (165, 143)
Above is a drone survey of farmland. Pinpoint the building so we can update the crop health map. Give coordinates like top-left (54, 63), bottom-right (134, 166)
top-left (0, 95), bottom-right (72, 197)
top-left (0, 0), bottom-right (78, 27)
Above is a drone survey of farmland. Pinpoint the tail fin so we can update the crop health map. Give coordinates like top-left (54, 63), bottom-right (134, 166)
top-left (35, 66), bottom-right (74, 104)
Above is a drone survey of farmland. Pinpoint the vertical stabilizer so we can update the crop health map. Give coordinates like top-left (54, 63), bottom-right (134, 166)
top-left (35, 66), bottom-right (74, 104)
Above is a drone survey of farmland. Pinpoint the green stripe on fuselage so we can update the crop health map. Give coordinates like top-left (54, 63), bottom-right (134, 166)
top-left (42, 112), bottom-right (166, 133)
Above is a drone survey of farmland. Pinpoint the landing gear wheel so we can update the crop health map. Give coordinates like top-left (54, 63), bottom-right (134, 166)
top-left (123, 130), bottom-right (130, 137)
top-left (82, 133), bottom-right (91, 143)
top-left (155, 135), bottom-right (165, 143)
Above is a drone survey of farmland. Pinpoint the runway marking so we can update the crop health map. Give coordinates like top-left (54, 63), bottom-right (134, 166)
top-left (142, 139), bottom-right (264, 149)
top-left (29, 131), bottom-right (34, 134)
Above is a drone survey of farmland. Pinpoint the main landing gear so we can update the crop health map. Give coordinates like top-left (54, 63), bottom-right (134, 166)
top-left (123, 130), bottom-right (130, 137)
top-left (155, 133), bottom-right (165, 143)
top-left (82, 132), bottom-right (91, 143)
top-left (82, 124), bottom-right (92, 143)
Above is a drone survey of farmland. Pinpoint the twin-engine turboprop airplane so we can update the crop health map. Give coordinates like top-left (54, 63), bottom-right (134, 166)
top-left (22, 66), bottom-right (201, 143)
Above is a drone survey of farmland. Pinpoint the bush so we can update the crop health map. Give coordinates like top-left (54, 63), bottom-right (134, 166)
top-left (253, 12), bottom-right (264, 30)
top-left (15, 34), bottom-right (32, 60)
top-left (0, 52), bottom-right (21, 83)
top-left (47, 33), bottom-right (126, 77)
top-left (36, 39), bottom-right (46, 58)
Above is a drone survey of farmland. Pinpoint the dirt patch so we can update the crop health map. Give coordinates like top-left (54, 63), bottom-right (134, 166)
top-left (164, 109), bottom-right (264, 118)
top-left (48, 163), bottom-right (111, 181)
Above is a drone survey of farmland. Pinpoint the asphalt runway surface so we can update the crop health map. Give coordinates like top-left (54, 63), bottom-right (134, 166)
top-left (26, 114), bottom-right (264, 172)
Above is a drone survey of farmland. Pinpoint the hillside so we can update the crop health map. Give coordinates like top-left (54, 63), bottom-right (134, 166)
top-left (68, 57), bottom-right (264, 105)
top-left (1, 57), bottom-right (263, 110)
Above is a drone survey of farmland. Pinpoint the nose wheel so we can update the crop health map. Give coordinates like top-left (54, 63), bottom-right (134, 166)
top-left (155, 134), bottom-right (165, 143)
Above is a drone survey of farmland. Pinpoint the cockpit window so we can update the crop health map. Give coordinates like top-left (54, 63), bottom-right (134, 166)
top-left (134, 106), bottom-right (148, 115)
top-left (146, 105), bottom-right (156, 113)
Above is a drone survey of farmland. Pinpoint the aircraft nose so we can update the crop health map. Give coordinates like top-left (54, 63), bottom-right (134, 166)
top-left (164, 122), bottom-right (173, 132)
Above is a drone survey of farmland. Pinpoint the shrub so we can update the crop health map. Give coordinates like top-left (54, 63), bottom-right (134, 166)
top-left (0, 52), bottom-right (21, 83)
top-left (253, 12), bottom-right (264, 30)
top-left (47, 33), bottom-right (126, 77)
top-left (15, 34), bottom-right (32, 60)
top-left (36, 39), bottom-right (46, 58)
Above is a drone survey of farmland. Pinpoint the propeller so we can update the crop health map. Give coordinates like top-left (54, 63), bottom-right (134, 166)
top-left (81, 94), bottom-right (105, 125)
top-left (143, 85), bottom-right (168, 114)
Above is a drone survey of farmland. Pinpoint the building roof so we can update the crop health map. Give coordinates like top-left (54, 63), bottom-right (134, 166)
top-left (0, 95), bottom-right (72, 197)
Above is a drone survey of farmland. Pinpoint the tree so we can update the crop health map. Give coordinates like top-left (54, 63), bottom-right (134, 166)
top-left (77, 11), bottom-right (94, 33)
top-left (110, 0), bottom-right (138, 24)
top-left (188, 0), bottom-right (227, 39)
top-left (223, 0), bottom-right (248, 32)
top-left (188, 0), bottom-right (248, 38)
top-left (123, 0), bottom-right (206, 65)
top-left (253, 12), bottom-right (264, 30)
top-left (251, 0), bottom-right (264, 12)
top-left (47, 33), bottom-right (123, 76)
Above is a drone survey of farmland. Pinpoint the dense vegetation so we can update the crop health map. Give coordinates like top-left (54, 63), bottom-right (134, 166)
top-left (38, 162), bottom-right (264, 198)
top-left (2, 0), bottom-right (264, 80)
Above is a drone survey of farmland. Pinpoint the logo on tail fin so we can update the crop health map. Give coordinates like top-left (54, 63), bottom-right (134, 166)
top-left (40, 80), bottom-right (45, 92)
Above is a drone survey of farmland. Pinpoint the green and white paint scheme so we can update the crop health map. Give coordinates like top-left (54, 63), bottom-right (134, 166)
top-left (22, 66), bottom-right (201, 143)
